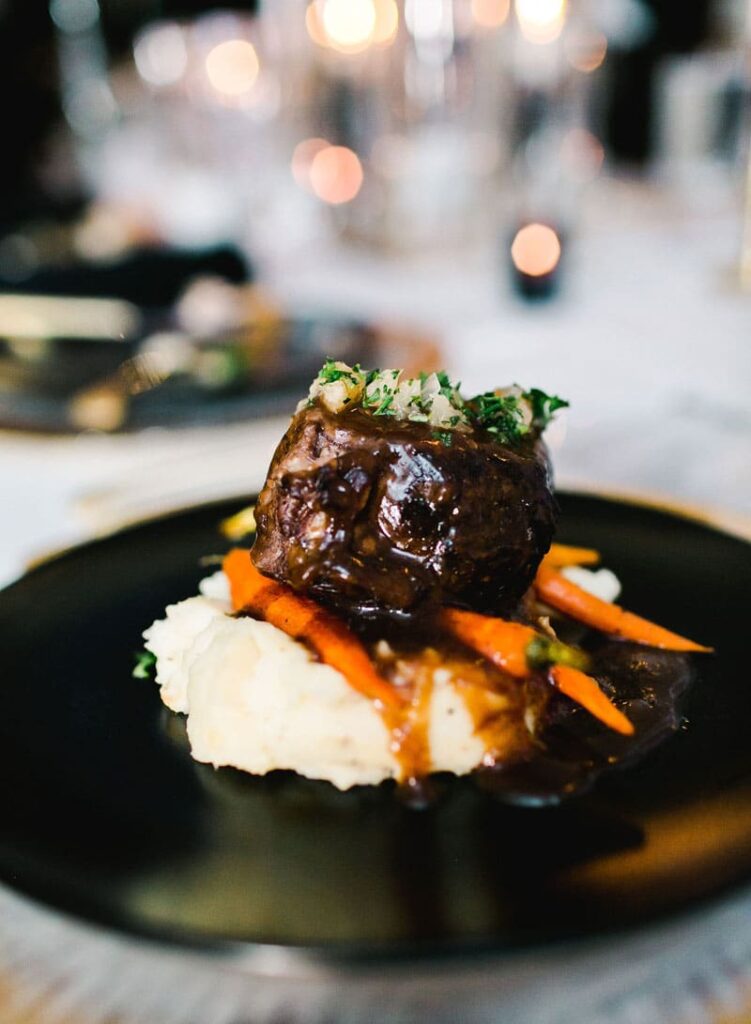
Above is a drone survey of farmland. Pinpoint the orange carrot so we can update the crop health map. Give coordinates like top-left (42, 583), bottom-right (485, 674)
top-left (550, 665), bottom-right (635, 736)
top-left (542, 543), bottom-right (601, 569)
top-left (440, 607), bottom-right (537, 678)
top-left (223, 549), bottom-right (403, 709)
top-left (441, 606), bottom-right (632, 734)
top-left (535, 564), bottom-right (712, 653)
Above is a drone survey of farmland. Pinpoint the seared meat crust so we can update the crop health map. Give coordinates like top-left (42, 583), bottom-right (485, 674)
top-left (252, 404), bottom-right (557, 619)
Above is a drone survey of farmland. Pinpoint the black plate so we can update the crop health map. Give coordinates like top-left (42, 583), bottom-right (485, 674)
top-left (1, 493), bottom-right (750, 958)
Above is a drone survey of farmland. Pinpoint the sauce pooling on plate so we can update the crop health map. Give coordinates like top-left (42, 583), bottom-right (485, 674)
top-left (368, 625), bottom-right (693, 804)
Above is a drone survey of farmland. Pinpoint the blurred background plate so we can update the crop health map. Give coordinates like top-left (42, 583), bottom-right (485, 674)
top-left (0, 306), bottom-right (431, 433)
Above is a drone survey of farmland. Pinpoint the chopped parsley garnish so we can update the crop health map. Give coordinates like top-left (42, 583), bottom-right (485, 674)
top-left (432, 430), bottom-right (454, 446)
top-left (362, 368), bottom-right (399, 417)
top-left (523, 388), bottom-right (569, 430)
top-left (437, 371), bottom-right (459, 398)
top-left (470, 392), bottom-right (528, 443)
top-left (374, 393), bottom-right (395, 416)
top-left (301, 362), bottom-right (567, 446)
top-left (317, 359), bottom-right (363, 385)
top-left (363, 385), bottom-right (396, 416)
top-left (133, 650), bottom-right (156, 679)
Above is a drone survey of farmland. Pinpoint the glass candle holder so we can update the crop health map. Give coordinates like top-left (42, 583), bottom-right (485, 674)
top-left (292, 0), bottom-right (604, 257)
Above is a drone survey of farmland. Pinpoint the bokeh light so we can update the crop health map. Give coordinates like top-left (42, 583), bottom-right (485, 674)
top-left (305, 3), bottom-right (328, 47)
top-left (134, 23), bottom-right (188, 87)
top-left (511, 223), bottom-right (561, 276)
top-left (405, 0), bottom-right (452, 41)
top-left (566, 30), bottom-right (607, 72)
top-left (515, 0), bottom-right (566, 44)
top-left (321, 0), bottom-right (376, 53)
top-left (372, 0), bottom-right (399, 45)
top-left (291, 137), bottom-right (331, 191)
top-left (309, 146), bottom-right (364, 204)
top-left (205, 39), bottom-right (260, 97)
top-left (307, 0), bottom-right (397, 52)
top-left (49, 0), bottom-right (100, 34)
top-left (471, 0), bottom-right (511, 29)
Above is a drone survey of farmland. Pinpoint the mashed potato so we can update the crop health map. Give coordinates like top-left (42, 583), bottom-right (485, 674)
top-left (143, 573), bottom-right (487, 790)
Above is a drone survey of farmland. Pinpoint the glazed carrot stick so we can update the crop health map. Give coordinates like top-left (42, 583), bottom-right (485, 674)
top-left (223, 549), bottom-right (403, 709)
top-left (550, 665), bottom-right (635, 736)
top-left (535, 564), bottom-right (712, 653)
top-left (440, 607), bottom-right (631, 734)
top-left (542, 543), bottom-right (601, 568)
top-left (439, 607), bottom-right (536, 678)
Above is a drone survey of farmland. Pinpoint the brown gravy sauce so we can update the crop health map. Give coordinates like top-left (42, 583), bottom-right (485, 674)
top-left (374, 644), bottom-right (534, 785)
top-left (382, 665), bottom-right (435, 785)
top-left (368, 633), bottom-right (694, 804)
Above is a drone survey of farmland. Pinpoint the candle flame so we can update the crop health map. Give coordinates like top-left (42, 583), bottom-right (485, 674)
top-left (310, 146), bottom-right (364, 204)
top-left (511, 223), bottom-right (561, 277)
top-left (516, 0), bottom-right (566, 44)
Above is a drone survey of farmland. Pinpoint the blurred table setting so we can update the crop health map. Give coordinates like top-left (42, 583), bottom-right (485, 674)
top-left (1, 178), bottom-right (748, 588)
top-left (0, 0), bottom-right (750, 1021)
top-left (1, 0), bottom-right (749, 590)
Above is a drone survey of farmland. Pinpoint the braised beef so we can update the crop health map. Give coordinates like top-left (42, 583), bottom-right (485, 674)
top-left (252, 404), bottom-right (557, 619)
